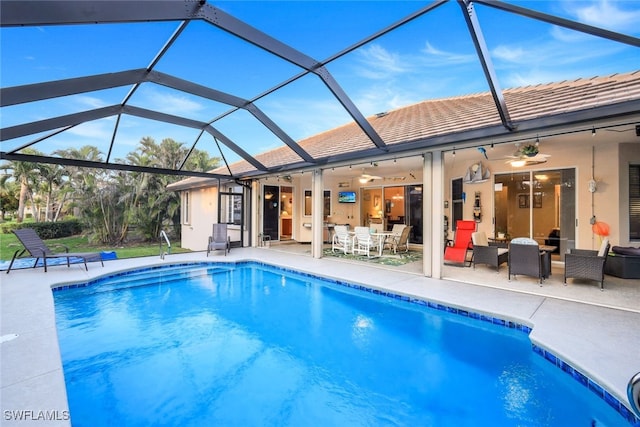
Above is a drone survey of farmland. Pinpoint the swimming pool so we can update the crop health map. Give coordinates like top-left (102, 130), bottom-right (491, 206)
top-left (53, 262), bottom-right (632, 426)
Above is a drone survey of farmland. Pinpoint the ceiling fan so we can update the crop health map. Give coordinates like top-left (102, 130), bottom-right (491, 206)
top-left (496, 142), bottom-right (551, 167)
top-left (358, 169), bottom-right (382, 183)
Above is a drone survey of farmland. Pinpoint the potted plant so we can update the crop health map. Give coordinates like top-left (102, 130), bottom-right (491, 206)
top-left (520, 143), bottom-right (539, 157)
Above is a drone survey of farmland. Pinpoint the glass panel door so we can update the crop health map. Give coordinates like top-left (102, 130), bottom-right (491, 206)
top-left (532, 169), bottom-right (575, 260)
top-left (407, 185), bottom-right (423, 244)
top-left (280, 186), bottom-right (293, 241)
top-left (383, 186), bottom-right (405, 232)
top-left (263, 185), bottom-right (279, 240)
top-left (495, 168), bottom-right (575, 261)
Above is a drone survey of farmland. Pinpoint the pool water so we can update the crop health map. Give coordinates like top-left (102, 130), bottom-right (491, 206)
top-left (53, 263), bottom-right (629, 426)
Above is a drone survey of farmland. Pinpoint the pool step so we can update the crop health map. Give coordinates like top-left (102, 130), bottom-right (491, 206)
top-left (85, 265), bottom-right (234, 294)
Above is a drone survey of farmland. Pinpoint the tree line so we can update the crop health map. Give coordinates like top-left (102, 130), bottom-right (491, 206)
top-left (0, 137), bottom-right (220, 245)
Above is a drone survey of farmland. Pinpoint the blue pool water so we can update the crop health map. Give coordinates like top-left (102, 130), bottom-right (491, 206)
top-left (53, 262), bottom-right (631, 426)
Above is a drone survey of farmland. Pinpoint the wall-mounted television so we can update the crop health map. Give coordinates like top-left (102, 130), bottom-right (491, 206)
top-left (338, 191), bottom-right (356, 203)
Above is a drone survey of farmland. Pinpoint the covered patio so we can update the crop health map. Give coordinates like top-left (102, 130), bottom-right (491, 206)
top-left (266, 239), bottom-right (640, 313)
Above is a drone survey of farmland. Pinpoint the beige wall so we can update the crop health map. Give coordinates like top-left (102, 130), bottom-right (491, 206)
top-left (443, 134), bottom-right (637, 250)
top-left (180, 186), bottom-right (218, 251)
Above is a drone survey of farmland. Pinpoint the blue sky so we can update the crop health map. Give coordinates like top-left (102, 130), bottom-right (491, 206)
top-left (1, 0), bottom-right (639, 169)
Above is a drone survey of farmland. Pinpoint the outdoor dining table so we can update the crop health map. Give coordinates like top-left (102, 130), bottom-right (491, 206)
top-left (347, 231), bottom-right (395, 257)
top-left (371, 232), bottom-right (396, 257)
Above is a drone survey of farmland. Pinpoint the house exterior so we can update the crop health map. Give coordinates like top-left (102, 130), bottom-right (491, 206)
top-left (168, 71), bottom-right (640, 278)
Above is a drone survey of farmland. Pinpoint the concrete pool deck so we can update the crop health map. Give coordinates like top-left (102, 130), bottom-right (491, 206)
top-left (1, 248), bottom-right (639, 425)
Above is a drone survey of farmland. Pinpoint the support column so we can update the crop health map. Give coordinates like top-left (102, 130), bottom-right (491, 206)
top-left (252, 180), bottom-right (260, 247)
top-left (312, 169), bottom-right (324, 258)
top-left (425, 151), bottom-right (445, 279)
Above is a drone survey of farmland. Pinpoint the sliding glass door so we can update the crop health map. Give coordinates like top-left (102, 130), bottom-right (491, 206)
top-left (495, 168), bottom-right (575, 260)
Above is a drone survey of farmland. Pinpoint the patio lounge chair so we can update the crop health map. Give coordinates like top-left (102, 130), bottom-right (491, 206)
top-left (331, 225), bottom-right (352, 254)
top-left (444, 220), bottom-right (476, 266)
top-left (7, 228), bottom-right (104, 273)
top-left (564, 238), bottom-right (610, 290)
top-left (207, 223), bottom-right (230, 256)
top-left (508, 237), bottom-right (546, 285)
top-left (472, 231), bottom-right (509, 272)
top-left (353, 226), bottom-right (379, 258)
top-left (386, 225), bottom-right (412, 254)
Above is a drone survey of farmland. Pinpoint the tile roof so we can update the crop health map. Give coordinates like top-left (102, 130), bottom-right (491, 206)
top-left (211, 71), bottom-right (640, 178)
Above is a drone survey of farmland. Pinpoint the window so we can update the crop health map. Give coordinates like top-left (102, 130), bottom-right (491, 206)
top-left (181, 191), bottom-right (190, 225)
top-left (303, 190), bottom-right (331, 217)
top-left (451, 178), bottom-right (463, 231)
top-left (630, 165), bottom-right (640, 240)
top-left (304, 190), bottom-right (312, 216)
top-left (220, 185), bottom-right (243, 226)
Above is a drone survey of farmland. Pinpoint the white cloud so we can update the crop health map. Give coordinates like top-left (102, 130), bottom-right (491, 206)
top-left (422, 41), bottom-right (476, 66)
top-left (140, 87), bottom-right (204, 116)
top-left (570, 0), bottom-right (640, 32)
top-left (354, 44), bottom-right (412, 79)
top-left (75, 95), bottom-right (108, 109)
top-left (492, 45), bottom-right (526, 63)
top-left (67, 118), bottom-right (114, 140)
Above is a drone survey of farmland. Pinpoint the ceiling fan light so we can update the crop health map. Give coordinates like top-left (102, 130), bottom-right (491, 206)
top-left (359, 177), bottom-right (369, 184)
top-left (510, 160), bottom-right (526, 167)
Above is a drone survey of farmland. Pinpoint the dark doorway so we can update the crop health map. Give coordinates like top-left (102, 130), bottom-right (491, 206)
top-left (263, 185), bottom-right (280, 240)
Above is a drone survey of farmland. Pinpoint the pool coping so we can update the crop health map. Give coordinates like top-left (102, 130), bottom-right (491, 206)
top-left (2, 249), bottom-right (639, 426)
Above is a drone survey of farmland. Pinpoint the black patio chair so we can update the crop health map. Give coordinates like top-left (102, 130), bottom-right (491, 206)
top-left (508, 237), bottom-right (546, 285)
top-left (564, 239), bottom-right (610, 290)
top-left (472, 231), bottom-right (509, 272)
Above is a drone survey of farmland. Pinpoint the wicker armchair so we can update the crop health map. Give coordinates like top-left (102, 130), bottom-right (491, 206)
top-left (508, 238), bottom-right (546, 285)
top-left (472, 232), bottom-right (509, 272)
top-left (564, 239), bottom-right (610, 290)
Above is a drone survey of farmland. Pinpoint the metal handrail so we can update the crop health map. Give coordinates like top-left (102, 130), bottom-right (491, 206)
top-left (159, 230), bottom-right (171, 259)
top-left (629, 372), bottom-right (640, 418)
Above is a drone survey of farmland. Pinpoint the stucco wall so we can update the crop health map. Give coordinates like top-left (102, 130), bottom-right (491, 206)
top-left (443, 136), bottom-right (634, 251)
top-left (180, 186), bottom-right (218, 251)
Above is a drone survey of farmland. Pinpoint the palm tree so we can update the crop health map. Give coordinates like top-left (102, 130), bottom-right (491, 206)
top-left (0, 148), bottom-right (42, 222)
top-left (36, 162), bottom-right (65, 221)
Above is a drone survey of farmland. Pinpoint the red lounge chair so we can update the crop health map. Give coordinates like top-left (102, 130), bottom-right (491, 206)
top-left (444, 220), bottom-right (476, 266)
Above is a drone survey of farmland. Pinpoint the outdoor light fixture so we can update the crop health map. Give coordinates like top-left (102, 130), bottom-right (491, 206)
top-left (592, 127), bottom-right (596, 136)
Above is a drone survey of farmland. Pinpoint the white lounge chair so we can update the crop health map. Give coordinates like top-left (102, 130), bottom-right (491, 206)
top-left (332, 225), bottom-right (352, 254)
top-left (353, 226), bottom-right (379, 257)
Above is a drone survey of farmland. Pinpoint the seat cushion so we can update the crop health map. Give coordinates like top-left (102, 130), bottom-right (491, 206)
top-left (597, 238), bottom-right (609, 257)
top-left (472, 232), bottom-right (488, 246)
top-left (510, 237), bottom-right (538, 245)
top-left (611, 246), bottom-right (640, 256)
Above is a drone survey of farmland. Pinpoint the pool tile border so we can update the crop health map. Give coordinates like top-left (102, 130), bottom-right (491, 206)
top-left (51, 260), bottom-right (639, 425)
top-left (532, 344), bottom-right (639, 424)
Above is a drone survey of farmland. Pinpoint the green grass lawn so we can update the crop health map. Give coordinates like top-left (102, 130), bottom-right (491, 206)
top-left (0, 233), bottom-right (192, 261)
